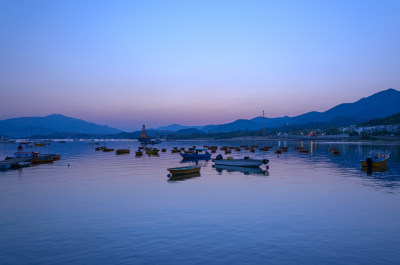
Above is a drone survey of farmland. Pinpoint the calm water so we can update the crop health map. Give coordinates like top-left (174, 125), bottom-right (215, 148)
top-left (1, 140), bottom-right (400, 265)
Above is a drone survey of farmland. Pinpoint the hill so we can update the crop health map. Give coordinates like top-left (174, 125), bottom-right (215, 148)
top-left (0, 114), bottom-right (122, 137)
top-left (360, 112), bottom-right (400, 126)
top-left (158, 88), bottom-right (400, 132)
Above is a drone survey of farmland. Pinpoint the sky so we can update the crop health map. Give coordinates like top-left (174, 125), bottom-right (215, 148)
top-left (1, 0), bottom-right (399, 131)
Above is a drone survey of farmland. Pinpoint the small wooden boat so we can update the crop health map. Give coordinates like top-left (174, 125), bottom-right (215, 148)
top-left (180, 149), bottom-right (211, 159)
top-left (299, 149), bottom-right (309, 153)
top-left (250, 149), bottom-right (255, 153)
top-left (116, 149), bottom-right (130, 155)
top-left (225, 150), bottom-right (232, 154)
top-left (135, 151), bottom-right (143, 156)
top-left (235, 148), bottom-right (241, 151)
top-left (171, 149), bottom-right (181, 153)
top-left (34, 143), bottom-right (46, 147)
top-left (274, 150), bottom-right (282, 154)
top-left (361, 151), bottom-right (390, 167)
top-left (213, 154), bottom-right (268, 167)
top-left (167, 166), bottom-right (201, 175)
top-left (161, 148), bottom-right (167, 152)
top-left (31, 155), bottom-right (54, 164)
top-left (211, 150), bottom-right (216, 153)
top-left (146, 149), bottom-right (159, 155)
top-left (103, 148), bottom-right (114, 152)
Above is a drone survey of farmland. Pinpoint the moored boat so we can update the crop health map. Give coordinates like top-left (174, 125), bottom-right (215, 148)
top-left (180, 149), bottom-right (211, 159)
top-left (116, 149), bottom-right (130, 155)
top-left (167, 166), bottom-right (201, 175)
top-left (361, 151), bottom-right (390, 167)
top-left (103, 148), bottom-right (114, 152)
top-left (212, 155), bottom-right (268, 168)
top-left (31, 155), bottom-right (54, 164)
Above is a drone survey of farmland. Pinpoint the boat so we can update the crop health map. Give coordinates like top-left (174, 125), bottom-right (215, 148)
top-left (0, 136), bottom-right (16, 143)
top-left (212, 155), bottom-right (269, 167)
top-left (14, 152), bottom-right (40, 158)
top-left (45, 154), bottom-right (61, 160)
top-left (103, 148), bottom-right (114, 152)
top-left (34, 142), bottom-right (46, 147)
top-left (274, 150), bottom-right (282, 154)
top-left (180, 149), bottom-right (211, 159)
top-left (31, 155), bottom-right (54, 164)
top-left (135, 151), bottom-right (143, 156)
top-left (361, 150), bottom-right (390, 167)
top-left (145, 148), bottom-right (159, 155)
top-left (116, 149), bottom-right (130, 155)
top-left (167, 166), bottom-right (201, 175)
top-left (299, 149), bottom-right (309, 153)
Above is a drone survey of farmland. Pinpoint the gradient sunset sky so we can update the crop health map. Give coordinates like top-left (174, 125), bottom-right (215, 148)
top-left (1, 0), bottom-right (399, 131)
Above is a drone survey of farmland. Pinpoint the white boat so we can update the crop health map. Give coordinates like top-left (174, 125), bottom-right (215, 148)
top-left (212, 155), bottom-right (269, 167)
top-left (0, 136), bottom-right (16, 143)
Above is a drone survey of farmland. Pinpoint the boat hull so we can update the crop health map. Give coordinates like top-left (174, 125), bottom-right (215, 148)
top-left (180, 153), bottom-right (211, 159)
top-left (167, 166), bottom-right (201, 175)
top-left (361, 158), bottom-right (389, 167)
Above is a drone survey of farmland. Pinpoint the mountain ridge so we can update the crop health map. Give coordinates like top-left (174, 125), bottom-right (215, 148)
top-left (157, 88), bottom-right (400, 132)
top-left (0, 114), bottom-right (122, 137)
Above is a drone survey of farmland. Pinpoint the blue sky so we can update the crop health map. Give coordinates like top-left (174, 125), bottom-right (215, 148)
top-left (1, 0), bottom-right (399, 130)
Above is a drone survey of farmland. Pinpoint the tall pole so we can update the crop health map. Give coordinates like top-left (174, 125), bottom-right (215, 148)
top-left (263, 110), bottom-right (266, 136)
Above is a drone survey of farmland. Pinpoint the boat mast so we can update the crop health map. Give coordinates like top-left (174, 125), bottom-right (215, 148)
top-left (263, 110), bottom-right (266, 136)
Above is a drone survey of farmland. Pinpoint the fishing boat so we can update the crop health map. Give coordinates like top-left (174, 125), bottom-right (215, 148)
top-left (167, 166), bottom-right (201, 175)
top-left (146, 148), bottom-right (159, 155)
top-left (361, 151), bottom-right (390, 167)
top-left (31, 155), bottom-right (54, 164)
top-left (212, 155), bottom-right (269, 168)
top-left (103, 148), bottom-right (114, 152)
top-left (180, 149), bottom-right (211, 159)
top-left (0, 136), bottom-right (16, 143)
top-left (116, 149), bottom-right (130, 155)
top-left (135, 151), bottom-right (143, 156)
top-left (14, 152), bottom-right (40, 158)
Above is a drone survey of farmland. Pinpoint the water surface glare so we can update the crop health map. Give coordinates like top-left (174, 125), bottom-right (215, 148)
top-left (1, 140), bottom-right (400, 265)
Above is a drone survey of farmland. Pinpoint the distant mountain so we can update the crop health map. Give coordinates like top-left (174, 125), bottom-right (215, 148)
top-left (158, 88), bottom-right (400, 132)
top-left (360, 112), bottom-right (400, 126)
top-left (0, 114), bottom-right (122, 137)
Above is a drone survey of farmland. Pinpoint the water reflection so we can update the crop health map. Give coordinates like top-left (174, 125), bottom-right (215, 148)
top-left (167, 172), bottom-right (201, 182)
top-left (213, 165), bottom-right (269, 176)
